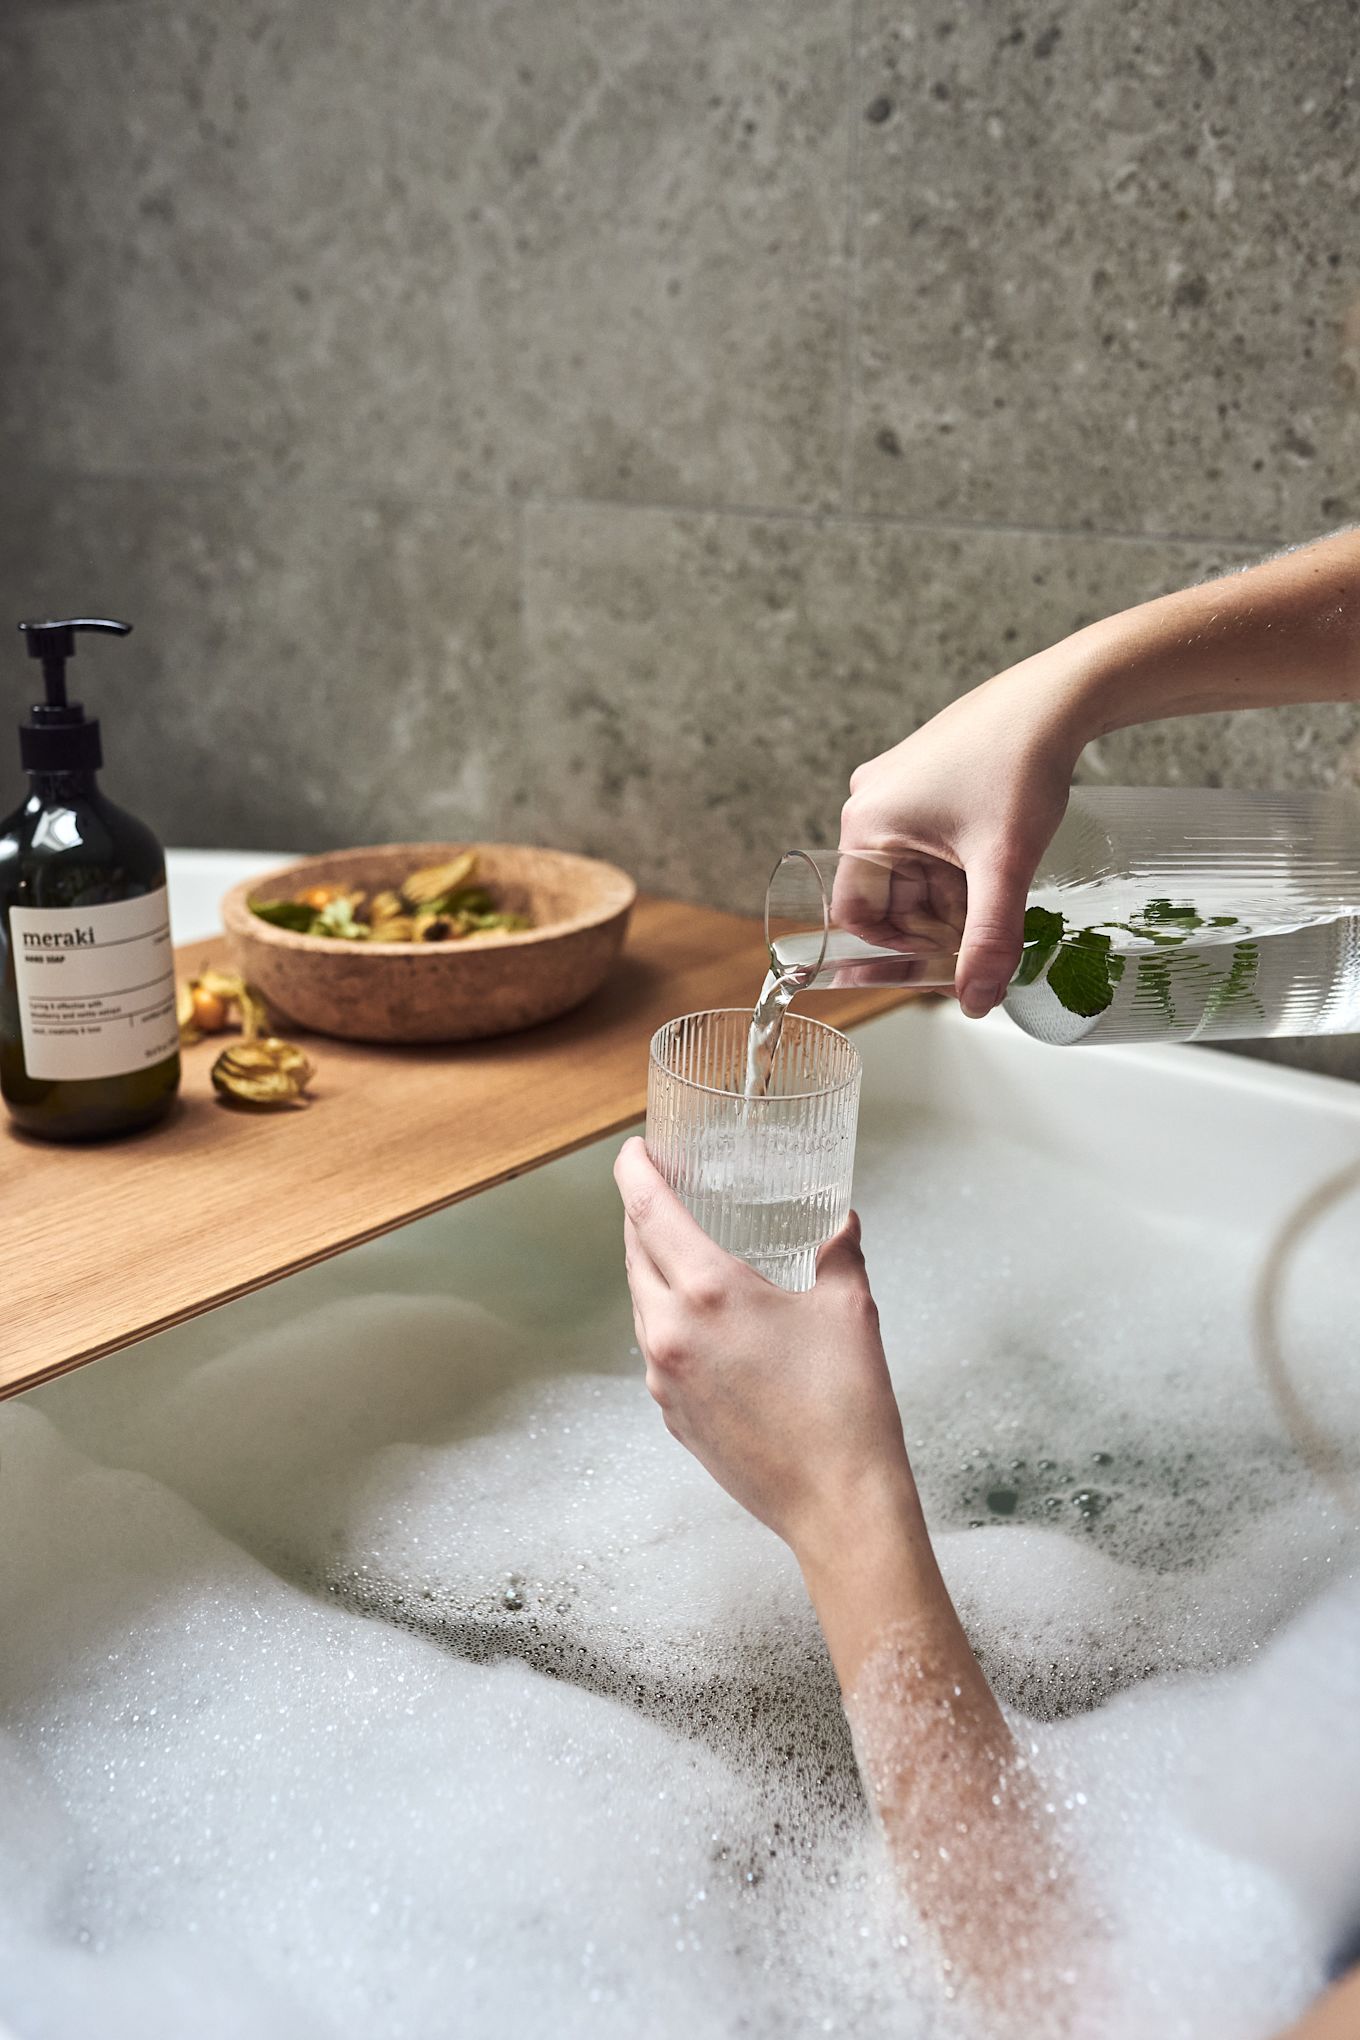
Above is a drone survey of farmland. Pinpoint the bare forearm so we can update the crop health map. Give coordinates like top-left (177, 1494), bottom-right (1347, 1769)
top-left (840, 527), bottom-right (1360, 1015)
top-left (795, 1484), bottom-right (1074, 2006)
top-left (1277, 1968), bottom-right (1360, 2039)
top-left (1061, 527), bottom-right (1360, 747)
top-left (795, 1474), bottom-right (983, 1699)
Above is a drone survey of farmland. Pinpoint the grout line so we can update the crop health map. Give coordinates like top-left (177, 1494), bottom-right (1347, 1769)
top-left (837, 0), bottom-right (865, 517)
top-left (2, 459), bottom-right (1271, 555)
top-left (1, 460), bottom-right (514, 517)
top-left (520, 490), bottom-right (1268, 555)
top-left (4, 0), bottom-right (143, 14)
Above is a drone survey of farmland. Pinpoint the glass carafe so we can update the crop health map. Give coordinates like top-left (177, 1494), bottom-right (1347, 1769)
top-left (765, 787), bottom-right (1360, 1048)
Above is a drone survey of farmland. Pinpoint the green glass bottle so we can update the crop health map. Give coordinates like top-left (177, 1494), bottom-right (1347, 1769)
top-left (0, 618), bottom-right (180, 1140)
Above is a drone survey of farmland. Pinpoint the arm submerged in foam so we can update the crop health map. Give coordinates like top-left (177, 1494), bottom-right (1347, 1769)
top-left (614, 1137), bottom-right (1075, 2015)
top-left (615, 1135), bottom-right (1358, 2035)
top-left (1280, 1969), bottom-right (1360, 2039)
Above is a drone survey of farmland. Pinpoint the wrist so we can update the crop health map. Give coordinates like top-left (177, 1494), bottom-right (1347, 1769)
top-left (790, 1458), bottom-right (930, 1591)
top-left (792, 1466), bottom-right (965, 1693)
top-left (984, 622), bottom-right (1117, 770)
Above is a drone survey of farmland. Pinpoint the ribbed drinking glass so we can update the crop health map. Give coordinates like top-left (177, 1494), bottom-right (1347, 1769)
top-left (646, 1009), bottom-right (861, 1293)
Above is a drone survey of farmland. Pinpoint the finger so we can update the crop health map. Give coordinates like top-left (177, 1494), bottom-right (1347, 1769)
top-left (624, 1215), bottom-right (669, 1306)
top-left (955, 848), bottom-right (1031, 1018)
top-left (827, 957), bottom-right (911, 990)
top-left (922, 859), bottom-right (968, 940)
top-left (614, 1136), bottom-right (727, 1286)
top-left (624, 1217), bottom-right (668, 1363)
top-left (828, 852), bottom-right (960, 987)
top-left (828, 849), bottom-right (894, 943)
top-left (847, 749), bottom-right (890, 797)
top-left (815, 1210), bottom-right (866, 1285)
top-left (815, 1218), bottom-right (881, 1335)
top-left (830, 852), bottom-right (949, 959)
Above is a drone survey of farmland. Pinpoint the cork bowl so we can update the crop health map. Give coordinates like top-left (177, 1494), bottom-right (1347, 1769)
top-left (221, 842), bottom-right (636, 1044)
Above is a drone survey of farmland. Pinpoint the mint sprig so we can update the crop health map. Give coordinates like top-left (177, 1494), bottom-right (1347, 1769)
top-left (1015, 905), bottom-right (1064, 985)
top-left (1017, 897), bottom-right (1257, 1023)
top-left (1134, 952), bottom-right (1176, 1021)
top-left (1204, 940), bottom-right (1264, 1024)
top-left (1045, 927), bottom-right (1125, 1016)
top-left (1138, 898), bottom-right (1203, 929)
top-left (250, 897), bottom-right (317, 933)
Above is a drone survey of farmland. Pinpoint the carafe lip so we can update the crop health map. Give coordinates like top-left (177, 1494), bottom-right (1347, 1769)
top-left (764, 848), bottom-right (830, 982)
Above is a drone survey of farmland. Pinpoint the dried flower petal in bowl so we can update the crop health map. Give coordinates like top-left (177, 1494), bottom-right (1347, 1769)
top-left (248, 850), bottom-right (529, 945)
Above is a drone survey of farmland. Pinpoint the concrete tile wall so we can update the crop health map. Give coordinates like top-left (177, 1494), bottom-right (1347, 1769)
top-left (519, 506), bottom-right (1262, 901)
top-left (852, 0), bottom-right (1360, 537)
top-left (0, 476), bottom-right (526, 850)
top-left (1, 0), bottom-right (1357, 1071)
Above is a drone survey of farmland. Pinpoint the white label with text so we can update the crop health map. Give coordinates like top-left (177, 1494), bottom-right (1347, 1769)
top-left (11, 887), bottom-right (178, 1081)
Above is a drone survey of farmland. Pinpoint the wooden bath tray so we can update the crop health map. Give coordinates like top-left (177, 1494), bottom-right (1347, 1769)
top-left (2, 898), bottom-right (907, 1400)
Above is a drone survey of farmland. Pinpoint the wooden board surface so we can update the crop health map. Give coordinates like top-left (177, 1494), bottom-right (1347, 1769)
top-left (2, 898), bottom-right (907, 1400)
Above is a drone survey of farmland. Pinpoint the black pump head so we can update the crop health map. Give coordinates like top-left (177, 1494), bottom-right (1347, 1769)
top-left (16, 617), bottom-right (132, 773)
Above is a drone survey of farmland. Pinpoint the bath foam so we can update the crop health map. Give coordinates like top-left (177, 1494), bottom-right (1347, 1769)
top-left (0, 1407), bottom-right (923, 2040)
top-left (1175, 1576), bottom-right (1360, 1948)
top-left (852, 1123), bottom-right (1359, 1717)
top-left (9, 1103), bottom-right (1360, 2036)
top-left (1018, 1576), bottom-right (1360, 2039)
top-left (48, 1305), bottom-right (880, 1868)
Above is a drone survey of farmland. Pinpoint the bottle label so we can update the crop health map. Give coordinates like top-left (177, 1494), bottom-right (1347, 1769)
top-left (11, 887), bottom-right (179, 1082)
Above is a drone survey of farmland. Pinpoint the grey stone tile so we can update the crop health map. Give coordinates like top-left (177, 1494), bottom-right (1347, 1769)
top-left (521, 502), bottom-right (1264, 909)
top-left (0, 0), bottom-right (850, 509)
top-left (0, 6), bottom-right (358, 485)
top-left (1078, 701), bottom-right (1360, 797)
top-left (851, 0), bottom-right (1360, 540)
top-left (0, 476), bottom-right (524, 855)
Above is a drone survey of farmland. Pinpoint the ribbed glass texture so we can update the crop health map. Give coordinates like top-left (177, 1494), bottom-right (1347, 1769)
top-left (646, 1009), bottom-right (861, 1292)
top-left (764, 787), bottom-right (1360, 1048)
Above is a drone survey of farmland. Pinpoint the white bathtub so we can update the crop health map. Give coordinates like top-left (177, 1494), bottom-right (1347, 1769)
top-left (1, 848), bottom-right (1356, 2040)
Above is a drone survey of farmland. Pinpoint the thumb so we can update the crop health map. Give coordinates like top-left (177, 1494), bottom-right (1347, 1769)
top-left (956, 848), bottom-right (1031, 1018)
top-left (814, 1210), bottom-right (866, 1286)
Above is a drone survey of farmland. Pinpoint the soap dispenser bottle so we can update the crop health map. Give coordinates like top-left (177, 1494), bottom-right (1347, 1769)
top-left (0, 618), bottom-right (180, 1140)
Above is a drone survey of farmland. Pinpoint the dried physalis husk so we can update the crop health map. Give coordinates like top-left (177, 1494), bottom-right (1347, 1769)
top-left (176, 979), bottom-right (201, 1045)
top-left (369, 914), bottom-right (417, 943)
top-left (178, 970), bottom-right (238, 1045)
top-left (197, 966), bottom-right (246, 1002)
top-left (412, 911), bottom-right (462, 943)
top-left (401, 852), bottom-right (477, 907)
top-left (236, 982), bottom-right (271, 1041)
top-left (177, 968), bottom-right (272, 1045)
top-left (211, 1037), bottom-right (314, 1110)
